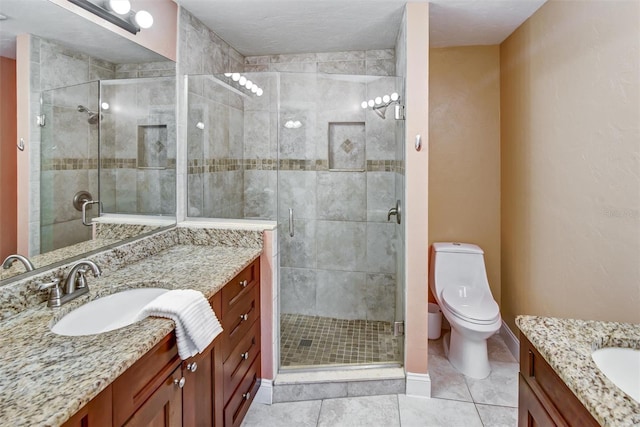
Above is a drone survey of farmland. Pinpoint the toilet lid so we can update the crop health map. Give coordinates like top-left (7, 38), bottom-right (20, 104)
top-left (442, 286), bottom-right (500, 324)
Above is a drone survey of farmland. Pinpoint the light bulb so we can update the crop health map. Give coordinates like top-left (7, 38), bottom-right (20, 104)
top-left (368, 99), bottom-right (374, 107)
top-left (231, 73), bottom-right (240, 81)
top-left (245, 80), bottom-right (253, 89)
top-left (375, 97), bottom-right (382, 105)
top-left (107, 0), bottom-right (130, 15)
top-left (284, 120), bottom-right (294, 129)
top-left (390, 92), bottom-right (399, 101)
top-left (293, 121), bottom-right (302, 128)
top-left (256, 88), bottom-right (263, 96)
top-left (134, 10), bottom-right (153, 29)
top-left (196, 122), bottom-right (205, 130)
top-left (224, 73), bottom-right (232, 77)
top-left (251, 86), bottom-right (258, 93)
top-left (382, 95), bottom-right (390, 103)
top-left (361, 101), bottom-right (368, 109)
top-left (101, 102), bottom-right (110, 110)
top-left (239, 76), bottom-right (247, 85)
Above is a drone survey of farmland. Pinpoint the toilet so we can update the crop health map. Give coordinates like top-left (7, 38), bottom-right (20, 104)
top-left (429, 242), bottom-right (501, 379)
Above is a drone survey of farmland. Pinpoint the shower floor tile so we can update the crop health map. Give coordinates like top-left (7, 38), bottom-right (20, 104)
top-left (280, 313), bottom-right (402, 367)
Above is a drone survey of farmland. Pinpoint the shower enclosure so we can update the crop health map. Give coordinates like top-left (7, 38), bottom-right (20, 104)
top-left (187, 72), bottom-right (405, 370)
top-left (39, 77), bottom-right (176, 254)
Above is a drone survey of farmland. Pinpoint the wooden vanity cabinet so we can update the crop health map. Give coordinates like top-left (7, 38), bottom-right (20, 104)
top-left (221, 260), bottom-right (261, 427)
top-left (62, 258), bottom-right (261, 427)
top-left (62, 385), bottom-right (112, 427)
top-left (518, 335), bottom-right (599, 427)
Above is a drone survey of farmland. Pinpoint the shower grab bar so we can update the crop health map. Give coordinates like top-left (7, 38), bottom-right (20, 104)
top-left (82, 200), bottom-right (102, 226)
top-left (289, 208), bottom-right (294, 237)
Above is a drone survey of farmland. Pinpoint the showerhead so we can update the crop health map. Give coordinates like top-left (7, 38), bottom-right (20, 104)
top-left (77, 105), bottom-right (100, 124)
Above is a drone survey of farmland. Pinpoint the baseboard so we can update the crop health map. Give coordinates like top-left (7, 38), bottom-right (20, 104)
top-left (500, 321), bottom-right (520, 361)
top-left (254, 379), bottom-right (273, 405)
top-left (405, 372), bottom-right (431, 398)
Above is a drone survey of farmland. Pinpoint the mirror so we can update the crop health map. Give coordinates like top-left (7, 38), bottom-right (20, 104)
top-left (0, 0), bottom-right (177, 283)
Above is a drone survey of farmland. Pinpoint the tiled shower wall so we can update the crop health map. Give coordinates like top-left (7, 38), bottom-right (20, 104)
top-left (245, 51), bottom-right (400, 323)
top-left (187, 75), bottom-right (246, 218)
top-left (177, 8), bottom-right (245, 221)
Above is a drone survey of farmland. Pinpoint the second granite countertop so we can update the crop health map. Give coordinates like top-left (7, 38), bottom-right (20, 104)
top-left (0, 244), bottom-right (261, 426)
top-left (517, 315), bottom-right (640, 426)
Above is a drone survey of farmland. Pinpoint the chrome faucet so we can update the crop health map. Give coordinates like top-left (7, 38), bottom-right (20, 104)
top-left (64, 260), bottom-right (102, 294)
top-left (38, 260), bottom-right (102, 307)
top-left (2, 254), bottom-right (35, 272)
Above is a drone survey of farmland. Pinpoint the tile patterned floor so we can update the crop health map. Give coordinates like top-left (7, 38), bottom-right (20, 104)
top-left (243, 333), bottom-right (519, 427)
top-left (280, 314), bottom-right (402, 367)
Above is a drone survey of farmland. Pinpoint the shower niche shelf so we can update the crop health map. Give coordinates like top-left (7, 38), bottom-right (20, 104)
top-left (328, 122), bottom-right (365, 172)
top-left (137, 124), bottom-right (168, 169)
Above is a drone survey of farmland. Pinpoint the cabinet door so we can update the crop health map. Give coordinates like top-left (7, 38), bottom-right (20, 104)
top-left (123, 366), bottom-right (183, 427)
top-left (62, 385), bottom-right (112, 427)
top-left (183, 341), bottom-right (215, 427)
top-left (519, 375), bottom-right (559, 427)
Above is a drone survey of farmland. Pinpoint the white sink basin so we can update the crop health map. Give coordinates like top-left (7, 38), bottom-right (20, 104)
top-left (51, 288), bottom-right (169, 336)
top-left (592, 347), bottom-right (640, 403)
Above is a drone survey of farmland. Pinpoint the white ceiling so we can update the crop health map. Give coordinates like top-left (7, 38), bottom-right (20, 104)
top-left (0, 0), bottom-right (547, 62)
top-left (176, 0), bottom-right (548, 56)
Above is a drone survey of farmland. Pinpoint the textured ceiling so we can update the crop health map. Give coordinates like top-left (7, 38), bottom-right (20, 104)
top-left (176, 0), bottom-right (548, 56)
top-left (0, 0), bottom-right (547, 62)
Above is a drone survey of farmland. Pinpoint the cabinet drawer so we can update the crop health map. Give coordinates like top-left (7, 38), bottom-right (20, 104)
top-left (113, 333), bottom-right (181, 427)
top-left (223, 320), bottom-right (261, 402)
top-left (222, 284), bottom-right (260, 360)
top-left (223, 355), bottom-right (261, 427)
top-left (221, 260), bottom-right (259, 317)
top-left (520, 336), bottom-right (598, 427)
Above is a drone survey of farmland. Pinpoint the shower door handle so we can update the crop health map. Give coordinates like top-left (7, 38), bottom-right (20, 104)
top-left (82, 200), bottom-right (102, 226)
top-left (289, 208), bottom-right (294, 237)
top-left (387, 200), bottom-right (401, 225)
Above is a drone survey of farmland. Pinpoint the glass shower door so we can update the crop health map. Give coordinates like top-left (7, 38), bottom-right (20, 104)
top-left (277, 72), bottom-right (405, 369)
top-left (39, 81), bottom-right (100, 254)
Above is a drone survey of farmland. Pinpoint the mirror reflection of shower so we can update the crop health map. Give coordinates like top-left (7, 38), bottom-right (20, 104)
top-left (77, 105), bottom-right (100, 124)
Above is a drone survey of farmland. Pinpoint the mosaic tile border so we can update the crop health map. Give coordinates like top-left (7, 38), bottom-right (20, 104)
top-left (41, 158), bottom-right (177, 171)
top-left (187, 158), bottom-right (405, 174)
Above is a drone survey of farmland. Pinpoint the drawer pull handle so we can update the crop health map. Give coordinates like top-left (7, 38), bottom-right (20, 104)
top-left (187, 362), bottom-right (198, 372)
top-left (174, 377), bottom-right (186, 388)
top-left (528, 350), bottom-right (535, 377)
top-left (240, 313), bottom-right (249, 321)
top-left (242, 392), bottom-right (251, 400)
top-left (240, 279), bottom-right (248, 288)
top-left (241, 351), bottom-right (250, 360)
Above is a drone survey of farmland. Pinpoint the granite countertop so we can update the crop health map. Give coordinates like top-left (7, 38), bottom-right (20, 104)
top-left (0, 244), bottom-right (261, 426)
top-left (516, 315), bottom-right (640, 426)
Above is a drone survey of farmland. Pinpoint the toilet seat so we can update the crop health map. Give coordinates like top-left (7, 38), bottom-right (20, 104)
top-left (442, 285), bottom-right (500, 324)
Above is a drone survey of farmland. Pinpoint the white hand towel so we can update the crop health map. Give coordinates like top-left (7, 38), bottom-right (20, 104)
top-left (136, 289), bottom-right (223, 360)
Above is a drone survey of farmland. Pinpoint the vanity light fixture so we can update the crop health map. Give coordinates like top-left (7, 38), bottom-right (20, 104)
top-left (222, 73), bottom-right (263, 97)
top-left (67, 0), bottom-right (154, 34)
top-left (361, 92), bottom-right (400, 119)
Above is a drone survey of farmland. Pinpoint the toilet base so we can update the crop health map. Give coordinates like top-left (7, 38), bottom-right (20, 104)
top-left (445, 328), bottom-right (491, 379)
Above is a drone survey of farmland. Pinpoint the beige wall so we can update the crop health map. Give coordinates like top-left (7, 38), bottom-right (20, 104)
top-left (404, 2), bottom-right (430, 378)
top-left (429, 46), bottom-right (501, 304)
top-left (500, 0), bottom-right (640, 331)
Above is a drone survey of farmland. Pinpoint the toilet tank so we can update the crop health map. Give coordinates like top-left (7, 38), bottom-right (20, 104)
top-left (430, 243), bottom-right (489, 299)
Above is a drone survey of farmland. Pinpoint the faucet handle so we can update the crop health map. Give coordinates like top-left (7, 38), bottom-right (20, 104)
top-left (75, 268), bottom-right (88, 289)
top-left (38, 278), bottom-right (61, 291)
top-left (38, 278), bottom-right (63, 307)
